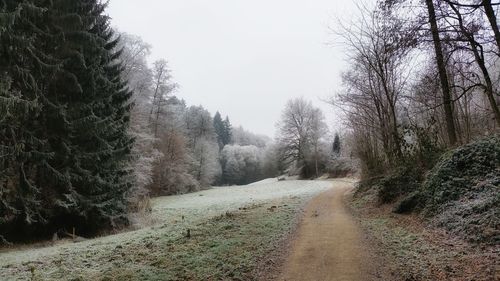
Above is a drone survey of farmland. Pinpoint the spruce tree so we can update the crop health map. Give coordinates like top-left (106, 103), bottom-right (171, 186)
top-left (47, 0), bottom-right (134, 234)
top-left (222, 116), bottom-right (232, 145)
top-left (0, 0), bottom-right (133, 240)
top-left (0, 0), bottom-right (58, 238)
top-left (213, 111), bottom-right (225, 149)
top-left (332, 133), bottom-right (341, 157)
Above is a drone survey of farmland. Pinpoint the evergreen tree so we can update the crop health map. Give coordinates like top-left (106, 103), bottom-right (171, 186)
top-left (45, 0), bottom-right (133, 235)
top-left (222, 116), bottom-right (232, 146)
top-left (0, 0), bottom-right (133, 240)
top-left (332, 133), bottom-right (341, 157)
top-left (213, 111), bottom-right (225, 150)
top-left (0, 0), bottom-right (59, 239)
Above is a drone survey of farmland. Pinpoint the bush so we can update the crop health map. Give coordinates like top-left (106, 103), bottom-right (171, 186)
top-left (396, 135), bottom-right (500, 244)
top-left (325, 157), bottom-right (358, 178)
top-left (393, 191), bottom-right (424, 213)
top-left (420, 135), bottom-right (499, 215)
top-left (377, 165), bottom-right (423, 204)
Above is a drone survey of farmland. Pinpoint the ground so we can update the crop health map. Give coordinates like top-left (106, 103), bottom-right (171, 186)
top-left (0, 179), bottom-right (335, 281)
top-left (349, 186), bottom-right (500, 281)
top-left (279, 179), bottom-right (386, 281)
top-left (3, 178), bottom-right (495, 281)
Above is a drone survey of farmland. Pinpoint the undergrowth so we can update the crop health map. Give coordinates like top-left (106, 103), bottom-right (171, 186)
top-left (357, 135), bottom-right (500, 245)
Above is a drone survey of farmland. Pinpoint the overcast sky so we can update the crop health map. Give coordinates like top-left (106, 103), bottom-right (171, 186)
top-left (107, 0), bottom-right (360, 137)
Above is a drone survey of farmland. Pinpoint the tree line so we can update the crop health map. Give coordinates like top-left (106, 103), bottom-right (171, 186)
top-left (333, 0), bottom-right (500, 176)
top-left (0, 1), bottom-right (271, 242)
top-left (0, 0), bottom-right (342, 242)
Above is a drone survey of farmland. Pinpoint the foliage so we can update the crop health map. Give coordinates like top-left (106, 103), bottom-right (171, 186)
top-left (213, 112), bottom-right (232, 150)
top-left (231, 126), bottom-right (270, 148)
top-left (420, 136), bottom-right (499, 214)
top-left (397, 135), bottom-right (500, 244)
top-left (377, 165), bottom-right (423, 204)
top-left (183, 106), bottom-right (221, 187)
top-left (301, 142), bottom-right (331, 179)
top-left (333, 0), bottom-right (500, 177)
top-left (190, 139), bottom-right (221, 187)
top-left (332, 133), bottom-right (341, 157)
top-left (220, 145), bottom-right (263, 185)
top-left (325, 157), bottom-right (358, 178)
top-left (0, 0), bottom-right (134, 240)
top-left (401, 121), bottom-right (444, 170)
top-left (152, 131), bottom-right (199, 195)
top-left (117, 31), bottom-right (159, 211)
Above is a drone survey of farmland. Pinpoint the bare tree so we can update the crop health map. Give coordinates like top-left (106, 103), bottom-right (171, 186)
top-left (439, 0), bottom-right (500, 126)
top-left (332, 3), bottom-right (415, 168)
top-left (425, 0), bottom-right (459, 145)
top-left (150, 60), bottom-right (177, 137)
top-left (117, 32), bottom-right (158, 210)
top-left (276, 97), bottom-right (327, 177)
top-left (183, 106), bottom-right (221, 186)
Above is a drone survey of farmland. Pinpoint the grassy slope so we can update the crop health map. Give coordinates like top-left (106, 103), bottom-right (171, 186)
top-left (349, 188), bottom-right (499, 281)
top-left (0, 180), bottom-right (332, 281)
top-left (88, 201), bottom-right (298, 281)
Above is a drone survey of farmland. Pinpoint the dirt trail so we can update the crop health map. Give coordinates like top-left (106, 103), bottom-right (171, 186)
top-left (279, 181), bottom-right (371, 281)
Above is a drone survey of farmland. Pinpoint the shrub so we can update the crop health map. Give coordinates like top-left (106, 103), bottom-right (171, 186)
top-left (377, 165), bottom-right (423, 204)
top-left (325, 157), bottom-right (358, 178)
top-left (395, 135), bottom-right (500, 244)
top-left (420, 135), bottom-right (499, 215)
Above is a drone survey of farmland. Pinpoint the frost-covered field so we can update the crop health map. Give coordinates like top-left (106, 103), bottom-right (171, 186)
top-left (150, 179), bottom-right (332, 220)
top-left (0, 180), bottom-right (334, 280)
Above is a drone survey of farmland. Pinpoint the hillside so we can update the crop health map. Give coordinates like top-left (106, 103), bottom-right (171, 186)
top-left (351, 136), bottom-right (500, 280)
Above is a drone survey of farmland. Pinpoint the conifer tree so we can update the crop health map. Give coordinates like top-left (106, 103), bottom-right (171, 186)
top-left (213, 111), bottom-right (225, 150)
top-left (222, 116), bottom-right (232, 146)
top-left (47, 0), bottom-right (134, 234)
top-left (0, 0), bottom-right (58, 238)
top-left (332, 133), bottom-right (341, 157)
top-left (0, 0), bottom-right (133, 240)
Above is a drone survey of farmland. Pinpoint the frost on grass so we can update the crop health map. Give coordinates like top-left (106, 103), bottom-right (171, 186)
top-left (0, 180), bottom-right (333, 281)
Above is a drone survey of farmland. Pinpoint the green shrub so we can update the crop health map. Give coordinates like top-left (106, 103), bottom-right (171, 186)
top-left (395, 135), bottom-right (500, 244)
top-left (377, 165), bottom-right (423, 204)
top-left (393, 191), bottom-right (424, 213)
top-left (421, 135), bottom-right (499, 215)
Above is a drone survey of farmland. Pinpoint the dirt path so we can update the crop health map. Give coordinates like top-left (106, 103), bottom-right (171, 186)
top-left (279, 180), bottom-right (372, 281)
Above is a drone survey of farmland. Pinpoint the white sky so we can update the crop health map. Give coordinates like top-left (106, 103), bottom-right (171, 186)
top-left (107, 0), bottom-right (361, 137)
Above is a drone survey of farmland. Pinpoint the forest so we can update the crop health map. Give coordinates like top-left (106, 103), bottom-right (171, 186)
top-left (334, 0), bottom-right (499, 250)
top-left (0, 0), bottom-right (498, 280)
top-left (334, 0), bottom-right (499, 173)
top-left (0, 0), bottom-right (338, 243)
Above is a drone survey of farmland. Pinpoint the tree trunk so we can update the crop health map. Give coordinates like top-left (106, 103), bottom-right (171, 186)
top-left (449, 3), bottom-right (500, 126)
top-left (483, 0), bottom-right (500, 54)
top-left (314, 144), bottom-right (319, 178)
top-left (425, 0), bottom-right (458, 145)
